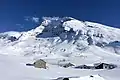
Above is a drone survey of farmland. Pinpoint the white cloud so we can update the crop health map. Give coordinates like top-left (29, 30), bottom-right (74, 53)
top-left (24, 16), bottom-right (39, 23)
top-left (32, 17), bottom-right (39, 23)
top-left (24, 16), bottom-right (30, 21)
top-left (16, 24), bottom-right (24, 28)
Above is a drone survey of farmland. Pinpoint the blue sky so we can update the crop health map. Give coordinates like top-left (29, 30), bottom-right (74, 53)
top-left (0, 0), bottom-right (120, 32)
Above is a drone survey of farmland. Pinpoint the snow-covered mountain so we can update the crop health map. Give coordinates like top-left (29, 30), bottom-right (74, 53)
top-left (1, 17), bottom-right (120, 80)
top-left (0, 17), bottom-right (120, 57)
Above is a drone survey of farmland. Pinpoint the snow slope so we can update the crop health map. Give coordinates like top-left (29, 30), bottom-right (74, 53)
top-left (0, 17), bottom-right (120, 80)
top-left (0, 54), bottom-right (120, 80)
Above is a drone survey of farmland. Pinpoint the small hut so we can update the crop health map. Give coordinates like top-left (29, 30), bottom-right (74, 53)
top-left (33, 59), bottom-right (47, 69)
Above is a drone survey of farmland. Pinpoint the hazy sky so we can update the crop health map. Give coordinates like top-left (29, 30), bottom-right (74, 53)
top-left (0, 0), bottom-right (120, 32)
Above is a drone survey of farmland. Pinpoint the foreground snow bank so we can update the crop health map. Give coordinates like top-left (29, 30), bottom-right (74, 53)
top-left (69, 75), bottom-right (105, 80)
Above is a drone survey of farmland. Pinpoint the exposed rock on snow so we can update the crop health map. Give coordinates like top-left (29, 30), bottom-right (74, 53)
top-left (74, 63), bottom-right (117, 70)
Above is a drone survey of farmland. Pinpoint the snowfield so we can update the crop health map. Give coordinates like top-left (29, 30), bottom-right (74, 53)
top-left (0, 17), bottom-right (120, 80)
top-left (0, 54), bottom-right (120, 80)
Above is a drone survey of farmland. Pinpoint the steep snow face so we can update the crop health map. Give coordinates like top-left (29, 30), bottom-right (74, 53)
top-left (18, 25), bottom-right (45, 40)
top-left (63, 20), bottom-right (120, 43)
top-left (63, 19), bottom-right (86, 31)
top-left (85, 21), bottom-right (120, 42)
top-left (0, 17), bottom-right (120, 57)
